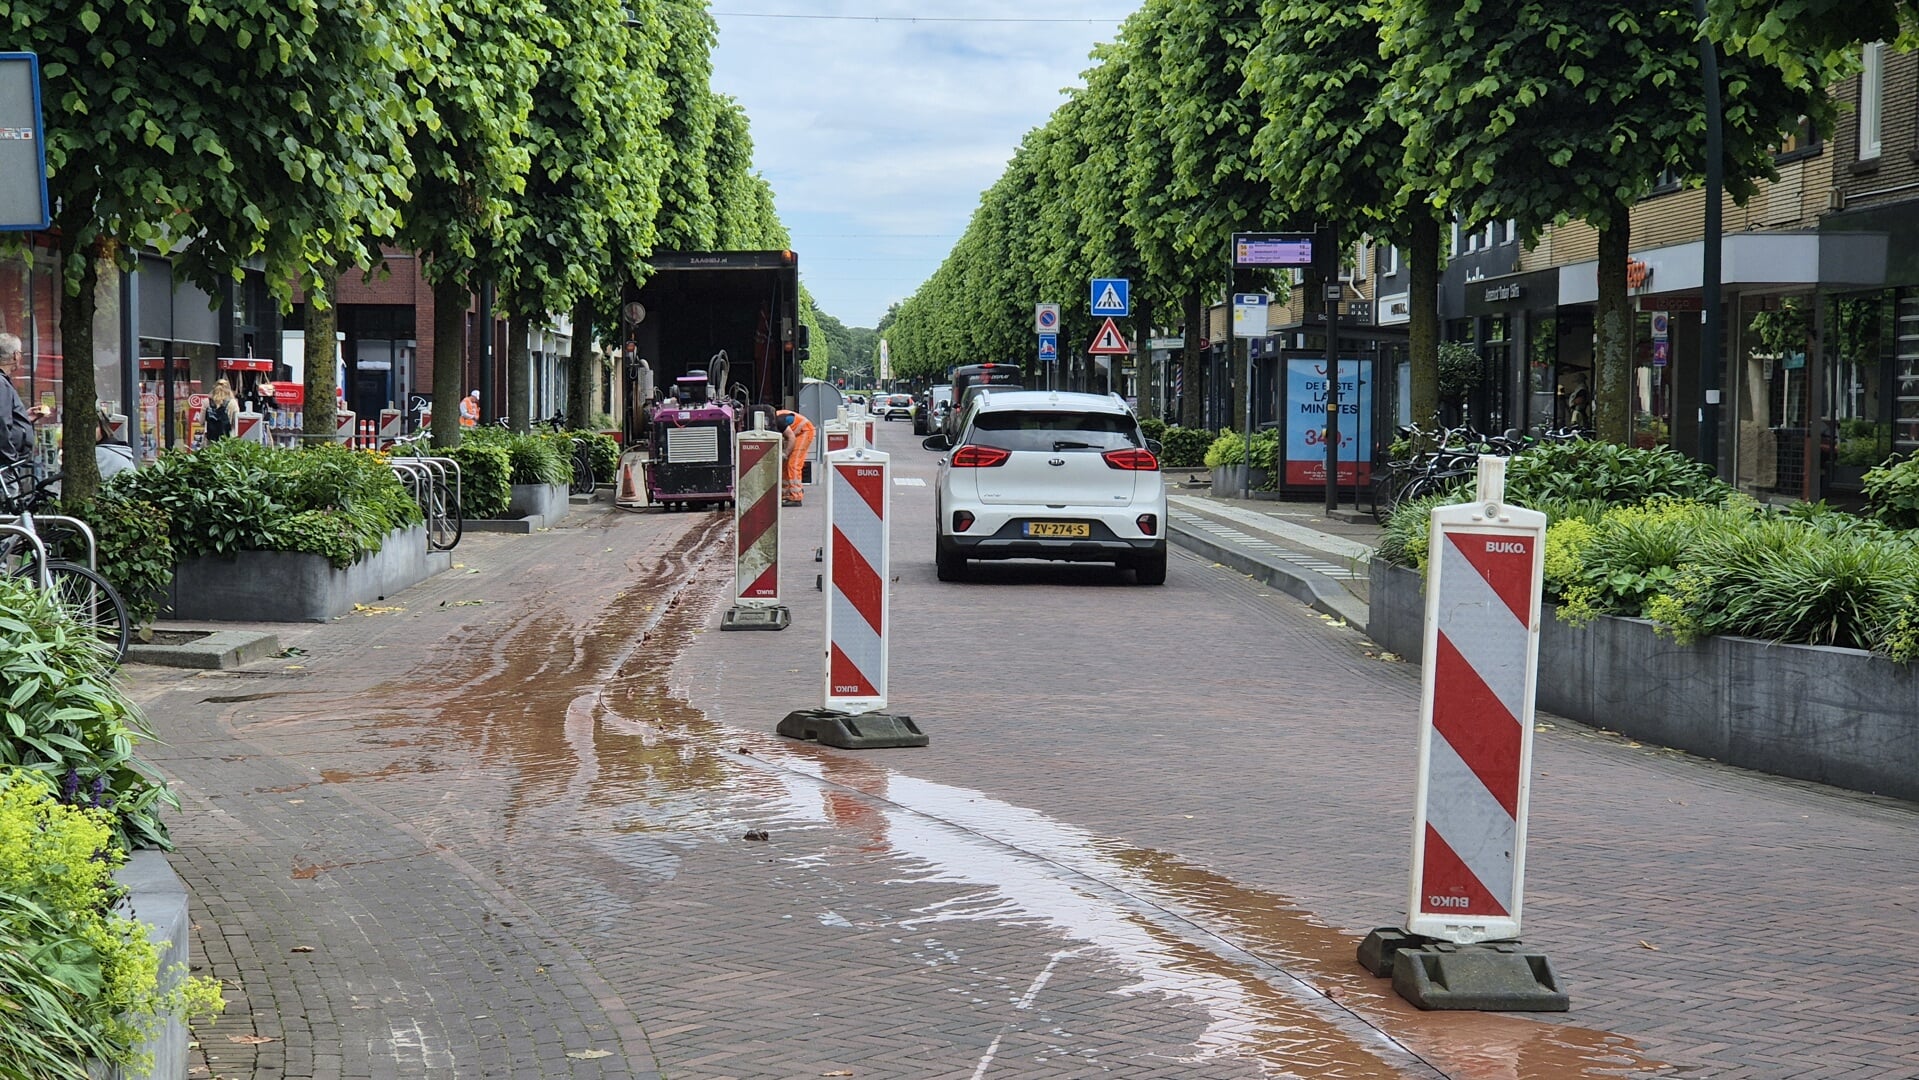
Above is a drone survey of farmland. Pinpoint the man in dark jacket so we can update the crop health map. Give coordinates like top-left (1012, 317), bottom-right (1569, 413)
top-left (0, 332), bottom-right (50, 462)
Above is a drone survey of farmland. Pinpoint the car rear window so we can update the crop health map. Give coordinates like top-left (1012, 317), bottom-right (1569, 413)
top-left (967, 410), bottom-right (1140, 453)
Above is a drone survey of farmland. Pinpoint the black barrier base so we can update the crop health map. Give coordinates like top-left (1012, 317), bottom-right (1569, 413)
top-left (721, 606), bottom-right (790, 631)
top-left (1390, 943), bottom-right (1569, 1011)
top-left (1357, 927), bottom-right (1426, 978)
top-left (777, 709), bottom-right (928, 749)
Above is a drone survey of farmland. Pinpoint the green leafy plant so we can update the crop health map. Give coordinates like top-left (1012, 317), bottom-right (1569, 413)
top-left (465, 429), bottom-right (570, 487)
top-left (1436, 340), bottom-right (1484, 404)
top-left (570, 430), bottom-right (620, 484)
top-left (113, 440), bottom-right (420, 570)
top-left (1504, 441), bottom-right (1733, 507)
top-left (1862, 454), bottom-right (1919, 530)
top-left (1203, 428), bottom-right (1280, 470)
top-left (56, 490), bottom-right (174, 630)
top-left (0, 769), bottom-right (224, 1077)
top-left (443, 443), bottom-right (512, 521)
top-left (1157, 426), bottom-right (1212, 468)
top-left (0, 576), bottom-right (178, 852)
top-left (1140, 416), bottom-right (1169, 443)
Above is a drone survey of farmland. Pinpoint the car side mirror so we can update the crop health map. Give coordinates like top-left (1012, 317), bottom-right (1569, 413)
top-left (1147, 438), bottom-right (1163, 456)
top-left (922, 433), bottom-right (952, 452)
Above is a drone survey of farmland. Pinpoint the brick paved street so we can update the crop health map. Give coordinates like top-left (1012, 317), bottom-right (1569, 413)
top-left (121, 418), bottom-right (1919, 1079)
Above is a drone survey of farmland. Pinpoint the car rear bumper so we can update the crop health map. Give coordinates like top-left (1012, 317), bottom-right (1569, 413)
top-left (947, 520), bottom-right (1162, 562)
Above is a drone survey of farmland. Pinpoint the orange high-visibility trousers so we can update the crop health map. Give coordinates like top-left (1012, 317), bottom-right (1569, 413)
top-left (780, 413), bottom-right (814, 502)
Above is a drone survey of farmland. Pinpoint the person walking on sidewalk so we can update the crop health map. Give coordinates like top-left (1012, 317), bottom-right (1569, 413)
top-left (204, 377), bottom-right (239, 442)
top-left (775, 409), bottom-right (814, 507)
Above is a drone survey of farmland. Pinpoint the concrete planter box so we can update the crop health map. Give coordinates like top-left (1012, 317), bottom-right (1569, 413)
top-left (89, 852), bottom-right (191, 1080)
top-left (166, 525), bottom-right (431, 622)
top-left (1210, 464), bottom-right (1273, 496)
top-left (506, 482), bottom-right (569, 528)
top-left (1369, 560), bottom-right (1919, 803)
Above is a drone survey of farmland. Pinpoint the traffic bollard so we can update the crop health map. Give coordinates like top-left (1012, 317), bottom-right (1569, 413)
top-left (722, 421), bottom-right (789, 631)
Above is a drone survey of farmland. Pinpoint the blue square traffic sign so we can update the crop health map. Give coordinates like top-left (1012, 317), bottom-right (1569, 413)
top-left (1090, 278), bottom-right (1130, 317)
top-left (1037, 333), bottom-right (1059, 363)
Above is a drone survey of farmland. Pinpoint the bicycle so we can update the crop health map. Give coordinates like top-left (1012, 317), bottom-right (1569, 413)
top-left (0, 458), bottom-right (132, 662)
top-left (538, 414), bottom-right (596, 496)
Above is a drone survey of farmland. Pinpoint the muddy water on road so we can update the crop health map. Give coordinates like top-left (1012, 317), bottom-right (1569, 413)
top-left (353, 513), bottom-right (1672, 1080)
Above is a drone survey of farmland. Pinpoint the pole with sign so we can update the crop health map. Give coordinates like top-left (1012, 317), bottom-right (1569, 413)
top-left (1227, 233), bottom-right (1318, 502)
top-left (1232, 294), bottom-right (1269, 500)
top-left (1357, 457), bottom-right (1568, 1011)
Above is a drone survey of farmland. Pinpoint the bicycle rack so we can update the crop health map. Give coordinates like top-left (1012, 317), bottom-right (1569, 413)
top-left (0, 513), bottom-right (97, 572)
top-left (0, 522), bottom-right (51, 590)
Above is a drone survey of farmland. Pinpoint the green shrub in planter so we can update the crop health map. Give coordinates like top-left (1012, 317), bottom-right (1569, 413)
top-left (0, 576), bottom-right (178, 852)
top-left (114, 440), bottom-right (420, 570)
top-left (0, 768), bottom-right (224, 1077)
top-left (1158, 426), bottom-right (1212, 468)
top-left (1504, 441), bottom-right (1732, 506)
top-left (465, 429), bottom-right (570, 487)
top-left (1140, 417), bottom-right (1169, 443)
top-left (570, 430), bottom-right (620, 483)
top-left (1862, 454), bottom-right (1919, 530)
top-left (56, 489), bottom-right (173, 631)
top-left (1203, 428), bottom-right (1280, 470)
top-left (443, 443), bottom-right (511, 520)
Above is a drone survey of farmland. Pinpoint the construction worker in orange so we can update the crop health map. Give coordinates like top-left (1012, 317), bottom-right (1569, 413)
top-left (774, 409), bottom-right (814, 507)
top-left (459, 390), bottom-right (480, 428)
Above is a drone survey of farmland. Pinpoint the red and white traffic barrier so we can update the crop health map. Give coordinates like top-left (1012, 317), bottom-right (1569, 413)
top-left (777, 436), bottom-right (926, 748)
top-left (1407, 456), bottom-right (1546, 945)
top-left (236, 410), bottom-right (269, 445)
top-left (722, 424), bottom-right (788, 630)
top-left (377, 407), bottom-right (405, 449)
top-left (335, 409), bottom-right (357, 445)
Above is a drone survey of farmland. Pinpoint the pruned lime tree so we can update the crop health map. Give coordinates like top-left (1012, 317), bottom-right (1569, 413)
top-left (1384, 0), bottom-right (1830, 443)
top-left (16, 0), bottom-right (434, 499)
top-left (397, 1), bottom-right (548, 447)
top-left (498, 0), bottom-right (668, 433)
top-left (1248, 0), bottom-right (1445, 428)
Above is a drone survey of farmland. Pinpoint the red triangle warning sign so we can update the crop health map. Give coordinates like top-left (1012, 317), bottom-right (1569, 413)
top-left (1087, 317), bottom-right (1130, 355)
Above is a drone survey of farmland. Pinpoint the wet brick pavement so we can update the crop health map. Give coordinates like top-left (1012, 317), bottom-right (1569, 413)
top-left (117, 419), bottom-right (1919, 1079)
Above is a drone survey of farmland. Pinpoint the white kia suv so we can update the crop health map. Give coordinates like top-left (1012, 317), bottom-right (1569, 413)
top-left (924, 390), bottom-right (1167, 584)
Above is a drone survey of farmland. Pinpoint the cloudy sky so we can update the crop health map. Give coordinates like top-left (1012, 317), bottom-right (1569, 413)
top-left (709, 3), bottom-right (1135, 329)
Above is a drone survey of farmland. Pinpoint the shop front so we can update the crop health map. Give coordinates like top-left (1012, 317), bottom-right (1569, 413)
top-left (1461, 268), bottom-right (1563, 435)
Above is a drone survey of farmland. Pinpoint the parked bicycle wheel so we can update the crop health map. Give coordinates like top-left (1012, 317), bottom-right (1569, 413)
top-left (428, 479), bottom-right (463, 551)
top-left (569, 442), bottom-right (595, 496)
top-left (12, 560), bottom-right (131, 663)
top-left (1371, 467), bottom-right (1406, 525)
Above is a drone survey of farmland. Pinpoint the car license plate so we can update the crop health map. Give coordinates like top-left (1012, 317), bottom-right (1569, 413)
top-left (1024, 521), bottom-right (1089, 538)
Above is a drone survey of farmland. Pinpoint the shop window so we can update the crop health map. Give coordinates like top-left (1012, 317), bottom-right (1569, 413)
top-left (1860, 42), bottom-right (1885, 161)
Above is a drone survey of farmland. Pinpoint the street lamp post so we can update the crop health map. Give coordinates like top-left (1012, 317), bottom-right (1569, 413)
top-left (1695, 0), bottom-right (1723, 476)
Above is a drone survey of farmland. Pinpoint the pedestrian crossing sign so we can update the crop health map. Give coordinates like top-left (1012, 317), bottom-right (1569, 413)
top-left (1090, 278), bottom-right (1130, 317)
top-left (1087, 318), bottom-right (1130, 356)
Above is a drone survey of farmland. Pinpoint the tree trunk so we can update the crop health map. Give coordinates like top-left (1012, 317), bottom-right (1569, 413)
top-left (567, 302), bottom-right (595, 430)
top-left (1407, 214), bottom-right (1442, 430)
top-left (1181, 288), bottom-right (1204, 429)
top-left (1595, 214), bottom-right (1632, 444)
top-left (1134, 297), bottom-right (1154, 421)
top-left (58, 232), bottom-right (101, 505)
top-left (431, 276), bottom-right (467, 449)
top-left (507, 315), bottom-right (530, 433)
top-left (302, 275), bottom-right (339, 441)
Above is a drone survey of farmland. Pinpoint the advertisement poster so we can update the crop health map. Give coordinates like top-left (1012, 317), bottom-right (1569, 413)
top-left (1285, 358), bottom-right (1372, 486)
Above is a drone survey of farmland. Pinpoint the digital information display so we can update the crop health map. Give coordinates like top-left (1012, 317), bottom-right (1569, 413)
top-left (1233, 232), bottom-right (1316, 269)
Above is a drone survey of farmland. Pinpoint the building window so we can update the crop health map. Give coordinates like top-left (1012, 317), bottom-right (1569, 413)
top-left (1450, 222), bottom-right (1461, 257)
top-left (1860, 42), bottom-right (1885, 160)
top-left (1776, 114), bottom-right (1821, 162)
top-left (1384, 245), bottom-right (1399, 276)
top-left (1500, 219), bottom-right (1517, 245)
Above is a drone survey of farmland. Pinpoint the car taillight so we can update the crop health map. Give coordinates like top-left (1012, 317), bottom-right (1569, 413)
top-left (1102, 448), bottom-right (1160, 471)
top-left (1137, 513), bottom-right (1158, 536)
top-left (953, 510), bottom-right (975, 532)
top-left (952, 445), bottom-right (1010, 468)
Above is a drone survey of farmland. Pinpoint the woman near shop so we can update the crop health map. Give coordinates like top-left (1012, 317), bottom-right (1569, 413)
top-left (205, 378), bottom-right (239, 442)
